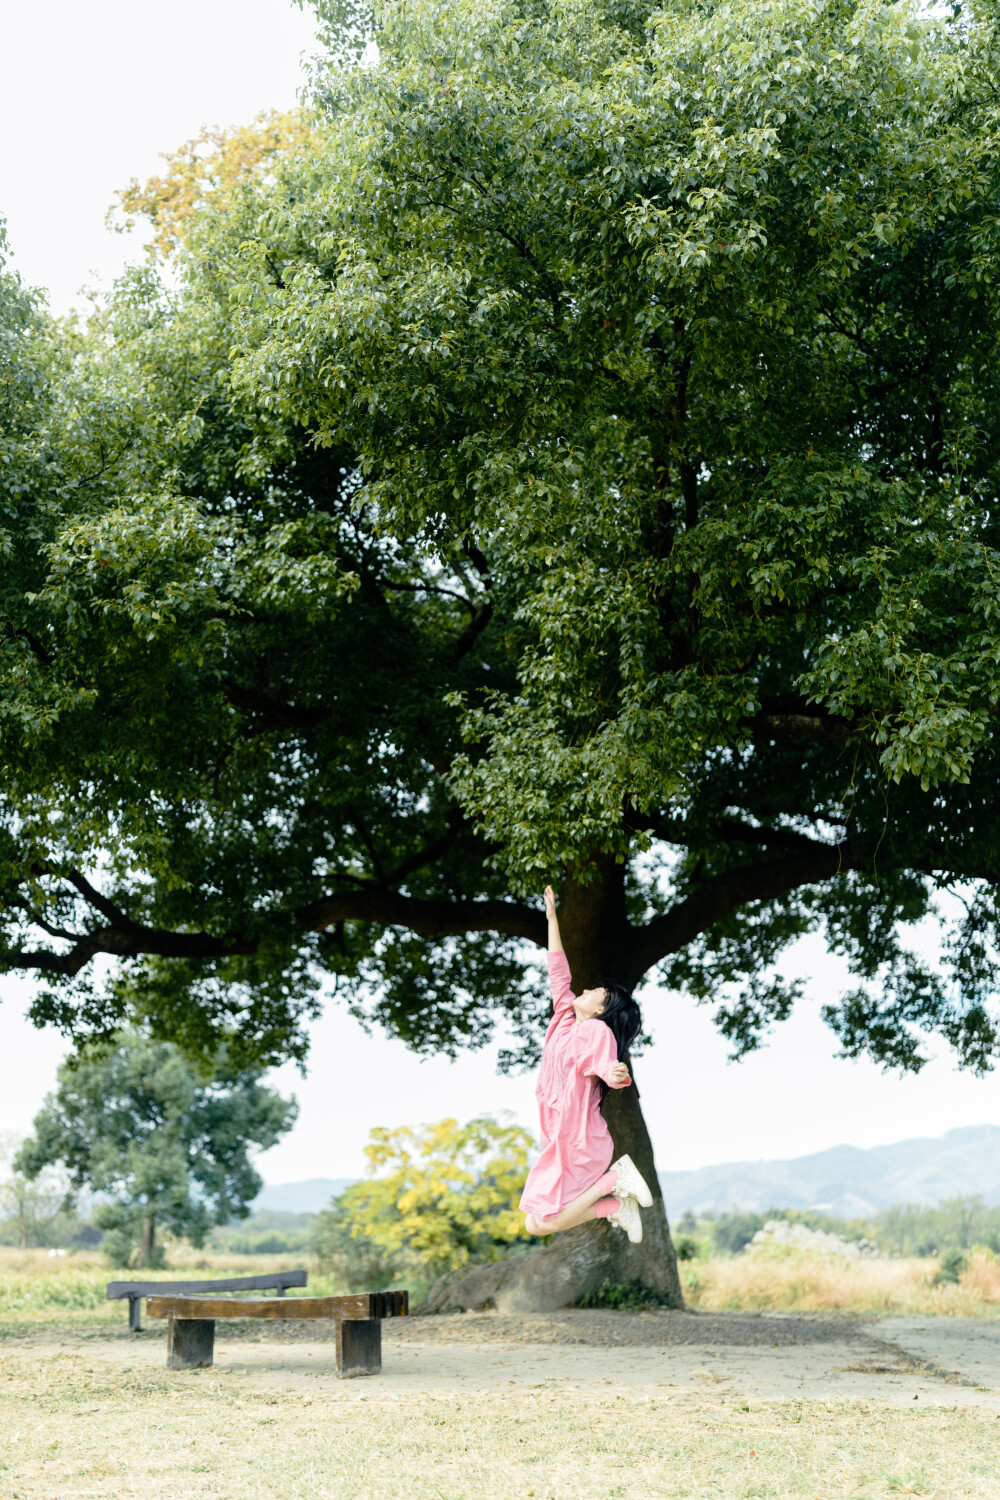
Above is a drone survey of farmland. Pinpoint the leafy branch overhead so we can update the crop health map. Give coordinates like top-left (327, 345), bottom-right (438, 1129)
top-left (2, 0), bottom-right (1000, 1074)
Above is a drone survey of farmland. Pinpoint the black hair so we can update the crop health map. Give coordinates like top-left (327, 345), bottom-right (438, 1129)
top-left (596, 980), bottom-right (642, 1100)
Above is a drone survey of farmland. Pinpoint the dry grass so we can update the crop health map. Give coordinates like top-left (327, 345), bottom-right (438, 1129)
top-left (683, 1250), bottom-right (1000, 1319)
top-left (6, 1246), bottom-right (1000, 1327)
top-left (2, 1347), bottom-right (1000, 1499)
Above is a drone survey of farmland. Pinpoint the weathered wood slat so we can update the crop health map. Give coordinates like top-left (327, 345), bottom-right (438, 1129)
top-left (107, 1270), bottom-right (307, 1300)
top-left (146, 1291), bottom-right (408, 1321)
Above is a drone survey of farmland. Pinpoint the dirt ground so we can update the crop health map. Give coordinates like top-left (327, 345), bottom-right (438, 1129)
top-left (8, 1307), bottom-right (1000, 1408)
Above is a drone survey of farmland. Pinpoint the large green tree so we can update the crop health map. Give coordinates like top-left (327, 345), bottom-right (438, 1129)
top-left (2, 0), bottom-right (1000, 1302)
top-left (16, 1032), bottom-right (297, 1266)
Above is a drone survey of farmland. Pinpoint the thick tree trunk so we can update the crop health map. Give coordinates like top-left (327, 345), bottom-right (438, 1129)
top-left (426, 858), bottom-right (685, 1313)
top-left (599, 1071), bottom-right (683, 1303)
top-left (138, 1215), bottom-right (155, 1269)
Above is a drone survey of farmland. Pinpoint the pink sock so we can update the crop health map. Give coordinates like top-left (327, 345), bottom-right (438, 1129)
top-left (594, 1197), bottom-right (621, 1219)
top-left (594, 1169), bottom-right (617, 1197)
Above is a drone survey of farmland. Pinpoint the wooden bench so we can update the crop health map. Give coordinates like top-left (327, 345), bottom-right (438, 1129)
top-left (146, 1290), bottom-right (409, 1377)
top-left (107, 1270), bottom-right (308, 1332)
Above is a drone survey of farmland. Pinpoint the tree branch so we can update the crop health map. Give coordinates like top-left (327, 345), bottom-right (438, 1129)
top-left (62, 870), bottom-right (138, 931)
top-left (380, 578), bottom-right (477, 612)
top-left (453, 601), bottom-right (493, 659)
top-left (462, 540), bottom-right (492, 587)
top-left (3, 882), bottom-right (545, 978)
top-left (629, 840), bottom-right (856, 978)
top-left (644, 812), bottom-right (833, 855)
top-left (384, 811), bottom-right (467, 884)
top-left (750, 712), bottom-right (854, 742)
top-left (5, 897), bottom-right (82, 944)
top-left (5, 923), bottom-right (257, 977)
top-left (299, 890), bottom-right (545, 946)
top-left (224, 685), bottom-right (331, 731)
top-left (2, 622), bottom-right (54, 668)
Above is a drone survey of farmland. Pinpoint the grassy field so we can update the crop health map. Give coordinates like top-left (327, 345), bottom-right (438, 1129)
top-left (4, 1246), bottom-right (999, 1326)
top-left (2, 1349), bottom-right (1000, 1500)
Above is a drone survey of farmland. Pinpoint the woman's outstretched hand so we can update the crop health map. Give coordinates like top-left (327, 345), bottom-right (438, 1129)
top-left (609, 1061), bottom-right (630, 1087)
top-left (543, 885), bottom-right (557, 920)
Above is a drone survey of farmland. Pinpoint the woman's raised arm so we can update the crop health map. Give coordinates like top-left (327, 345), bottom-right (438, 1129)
top-left (544, 886), bottom-right (575, 1016)
top-left (544, 885), bottom-right (563, 953)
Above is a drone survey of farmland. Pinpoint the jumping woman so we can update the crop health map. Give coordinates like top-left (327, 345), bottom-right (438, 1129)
top-left (520, 885), bottom-right (653, 1244)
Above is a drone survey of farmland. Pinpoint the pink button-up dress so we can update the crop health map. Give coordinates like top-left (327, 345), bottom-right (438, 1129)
top-left (519, 950), bottom-right (631, 1220)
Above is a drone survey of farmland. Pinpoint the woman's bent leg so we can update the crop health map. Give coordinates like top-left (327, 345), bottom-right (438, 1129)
top-left (524, 1172), bottom-right (622, 1236)
top-left (525, 1203), bottom-right (595, 1236)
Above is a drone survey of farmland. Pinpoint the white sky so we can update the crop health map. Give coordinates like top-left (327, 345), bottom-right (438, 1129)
top-left (0, 0), bottom-right (996, 1185)
top-left (1, 0), bottom-right (318, 311)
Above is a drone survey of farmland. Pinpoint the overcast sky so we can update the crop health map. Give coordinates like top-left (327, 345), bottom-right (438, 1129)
top-left (1, 0), bottom-right (318, 310)
top-left (0, 0), bottom-right (996, 1185)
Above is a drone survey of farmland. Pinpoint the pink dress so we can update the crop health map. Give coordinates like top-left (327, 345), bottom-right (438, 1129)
top-left (519, 950), bottom-right (631, 1220)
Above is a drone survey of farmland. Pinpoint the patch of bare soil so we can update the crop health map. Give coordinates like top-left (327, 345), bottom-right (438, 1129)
top-left (385, 1308), bottom-right (865, 1347)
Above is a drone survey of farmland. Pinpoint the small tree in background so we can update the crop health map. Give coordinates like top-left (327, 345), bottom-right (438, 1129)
top-left (315, 1116), bottom-right (533, 1287)
top-left (0, 1132), bottom-right (72, 1250)
top-left (15, 1032), bottom-right (297, 1267)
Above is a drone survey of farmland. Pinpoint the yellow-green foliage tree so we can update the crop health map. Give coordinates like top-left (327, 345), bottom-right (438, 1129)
top-left (329, 1116), bottom-right (533, 1282)
top-left (109, 109), bottom-right (314, 258)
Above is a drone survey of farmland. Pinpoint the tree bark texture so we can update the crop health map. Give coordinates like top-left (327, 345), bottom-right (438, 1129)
top-left (427, 861), bottom-right (685, 1313)
top-left (138, 1216), bottom-right (155, 1270)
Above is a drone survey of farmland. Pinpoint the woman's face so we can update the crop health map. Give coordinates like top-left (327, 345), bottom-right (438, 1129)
top-left (574, 985), bottom-right (607, 1021)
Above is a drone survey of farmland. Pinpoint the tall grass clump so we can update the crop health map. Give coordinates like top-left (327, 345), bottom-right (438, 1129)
top-left (683, 1246), bottom-right (1000, 1316)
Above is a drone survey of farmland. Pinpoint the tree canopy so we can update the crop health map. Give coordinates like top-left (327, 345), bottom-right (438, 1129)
top-left (2, 0), bottom-right (1000, 1090)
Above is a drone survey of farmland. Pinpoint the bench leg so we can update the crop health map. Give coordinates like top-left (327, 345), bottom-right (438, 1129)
top-left (167, 1315), bottom-right (215, 1370)
top-left (336, 1318), bottom-right (381, 1378)
top-left (129, 1295), bottom-right (142, 1333)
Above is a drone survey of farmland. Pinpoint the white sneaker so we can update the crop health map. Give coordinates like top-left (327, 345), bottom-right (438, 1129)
top-left (611, 1154), bottom-right (653, 1208)
top-left (609, 1196), bottom-right (643, 1244)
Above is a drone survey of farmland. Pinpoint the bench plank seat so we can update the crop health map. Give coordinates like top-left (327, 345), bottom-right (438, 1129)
top-left (107, 1270), bottom-right (308, 1332)
top-left (147, 1291), bottom-right (406, 1322)
top-left (148, 1289), bottom-right (408, 1376)
top-left (108, 1271), bottom-right (307, 1300)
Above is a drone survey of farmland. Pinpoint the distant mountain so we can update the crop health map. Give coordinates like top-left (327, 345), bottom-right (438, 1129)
top-left (659, 1125), bottom-right (1000, 1218)
top-left (256, 1125), bottom-right (1000, 1219)
top-left (253, 1178), bottom-right (358, 1214)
